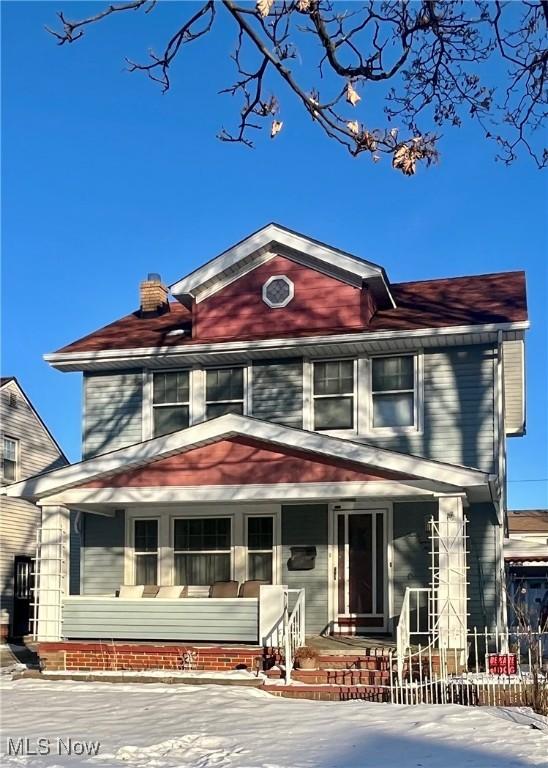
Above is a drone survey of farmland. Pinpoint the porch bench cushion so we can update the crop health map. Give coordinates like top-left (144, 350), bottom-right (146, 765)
top-left (118, 585), bottom-right (145, 598)
top-left (156, 585), bottom-right (188, 598)
top-left (238, 580), bottom-right (268, 598)
top-left (209, 580), bottom-right (239, 598)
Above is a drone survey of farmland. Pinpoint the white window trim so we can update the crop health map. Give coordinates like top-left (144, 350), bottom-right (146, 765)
top-left (143, 366), bottom-right (251, 440)
top-left (244, 511), bottom-right (280, 584)
top-left (364, 352), bottom-right (424, 436)
top-left (262, 274), bottom-right (294, 309)
top-left (130, 516), bottom-right (160, 585)
top-left (125, 505), bottom-right (281, 588)
top-left (1, 435), bottom-right (19, 484)
top-left (308, 357), bottom-right (359, 437)
top-left (304, 353), bottom-right (423, 437)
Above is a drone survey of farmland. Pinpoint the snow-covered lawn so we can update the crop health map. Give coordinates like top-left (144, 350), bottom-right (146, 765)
top-left (0, 678), bottom-right (547, 768)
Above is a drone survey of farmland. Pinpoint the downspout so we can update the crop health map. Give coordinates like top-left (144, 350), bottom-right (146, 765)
top-left (496, 330), bottom-right (509, 631)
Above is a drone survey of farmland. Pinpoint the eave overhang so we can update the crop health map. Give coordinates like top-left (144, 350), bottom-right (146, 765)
top-left (43, 321), bottom-right (529, 372)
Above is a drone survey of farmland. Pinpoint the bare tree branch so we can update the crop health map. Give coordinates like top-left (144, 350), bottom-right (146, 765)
top-left (45, 0), bottom-right (547, 174)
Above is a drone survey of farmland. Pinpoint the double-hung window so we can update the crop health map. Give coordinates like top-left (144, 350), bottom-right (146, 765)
top-left (153, 371), bottom-right (190, 437)
top-left (134, 519), bottom-right (158, 585)
top-left (313, 360), bottom-right (355, 430)
top-left (1, 437), bottom-right (18, 483)
top-left (205, 368), bottom-right (244, 420)
top-left (174, 518), bottom-right (231, 586)
top-left (247, 516), bottom-right (274, 582)
top-left (371, 355), bottom-right (416, 429)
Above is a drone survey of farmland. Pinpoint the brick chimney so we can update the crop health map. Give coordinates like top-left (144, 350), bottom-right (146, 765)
top-left (140, 273), bottom-right (169, 316)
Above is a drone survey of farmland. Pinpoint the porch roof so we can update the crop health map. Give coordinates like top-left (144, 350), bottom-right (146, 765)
top-left (2, 413), bottom-right (494, 506)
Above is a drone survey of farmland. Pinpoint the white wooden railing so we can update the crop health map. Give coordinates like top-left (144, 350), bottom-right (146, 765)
top-left (283, 588), bottom-right (306, 683)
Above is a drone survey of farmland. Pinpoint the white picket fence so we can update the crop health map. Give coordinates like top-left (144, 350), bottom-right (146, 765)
top-left (390, 624), bottom-right (547, 707)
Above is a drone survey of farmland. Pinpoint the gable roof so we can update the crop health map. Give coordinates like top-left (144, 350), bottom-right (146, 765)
top-left (2, 414), bottom-right (491, 502)
top-left (50, 270), bottom-right (527, 357)
top-left (170, 223), bottom-right (395, 309)
top-left (0, 376), bottom-right (68, 464)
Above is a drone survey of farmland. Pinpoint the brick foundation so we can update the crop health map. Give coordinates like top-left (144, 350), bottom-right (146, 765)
top-left (38, 642), bottom-right (281, 673)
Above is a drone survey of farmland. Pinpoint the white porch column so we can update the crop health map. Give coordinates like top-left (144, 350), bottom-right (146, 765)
top-left (436, 495), bottom-right (468, 650)
top-left (36, 504), bottom-right (70, 641)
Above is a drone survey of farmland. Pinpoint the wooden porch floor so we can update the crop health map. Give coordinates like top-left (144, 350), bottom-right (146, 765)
top-left (307, 634), bottom-right (397, 655)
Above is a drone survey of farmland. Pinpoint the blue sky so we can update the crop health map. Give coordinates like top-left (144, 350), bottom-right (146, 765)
top-left (2, 2), bottom-right (547, 508)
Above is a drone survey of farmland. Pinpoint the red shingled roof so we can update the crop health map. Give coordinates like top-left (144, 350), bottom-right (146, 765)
top-left (56, 270), bottom-right (527, 354)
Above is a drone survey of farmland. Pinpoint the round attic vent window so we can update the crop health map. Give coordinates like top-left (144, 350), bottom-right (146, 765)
top-left (262, 275), bottom-right (294, 308)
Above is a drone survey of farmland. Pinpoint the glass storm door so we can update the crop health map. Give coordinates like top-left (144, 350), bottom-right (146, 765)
top-left (336, 509), bottom-right (387, 631)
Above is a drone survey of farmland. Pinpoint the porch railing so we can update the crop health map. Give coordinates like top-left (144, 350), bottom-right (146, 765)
top-left (283, 588), bottom-right (306, 683)
top-left (396, 587), bottom-right (433, 680)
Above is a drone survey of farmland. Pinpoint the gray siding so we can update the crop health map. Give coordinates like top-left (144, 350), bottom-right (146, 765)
top-left (81, 345), bottom-right (496, 471)
top-left (364, 345), bottom-right (496, 472)
top-left (282, 504), bottom-right (328, 635)
top-left (83, 371), bottom-right (143, 458)
top-left (0, 380), bottom-right (67, 630)
top-left (392, 501), bottom-right (437, 628)
top-left (62, 597), bottom-right (258, 642)
top-left (467, 502), bottom-right (501, 631)
top-left (251, 359), bottom-right (303, 428)
top-left (81, 511), bottom-right (125, 595)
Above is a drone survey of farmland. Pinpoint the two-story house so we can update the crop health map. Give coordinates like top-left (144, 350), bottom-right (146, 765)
top-left (0, 377), bottom-right (67, 639)
top-left (3, 224), bottom-right (528, 677)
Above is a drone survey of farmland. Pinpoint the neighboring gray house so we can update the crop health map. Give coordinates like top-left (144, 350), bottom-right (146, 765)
top-left (0, 377), bottom-right (67, 638)
top-left (3, 224), bottom-right (528, 675)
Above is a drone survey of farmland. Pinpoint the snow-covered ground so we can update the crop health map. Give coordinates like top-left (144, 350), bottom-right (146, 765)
top-left (0, 678), bottom-right (547, 768)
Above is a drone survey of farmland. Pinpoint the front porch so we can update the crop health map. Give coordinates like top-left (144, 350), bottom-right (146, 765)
top-left (2, 414), bottom-right (497, 673)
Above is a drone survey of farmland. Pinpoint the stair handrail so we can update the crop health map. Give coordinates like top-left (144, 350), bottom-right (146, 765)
top-left (396, 587), bottom-right (433, 680)
top-left (283, 588), bottom-right (306, 683)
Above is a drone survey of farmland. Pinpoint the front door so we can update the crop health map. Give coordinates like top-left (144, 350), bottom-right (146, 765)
top-left (11, 556), bottom-right (34, 638)
top-left (334, 507), bottom-right (388, 633)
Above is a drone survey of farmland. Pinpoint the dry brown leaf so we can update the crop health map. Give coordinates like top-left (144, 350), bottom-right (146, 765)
top-left (359, 130), bottom-right (377, 152)
top-left (257, 0), bottom-right (274, 17)
top-left (346, 82), bottom-right (361, 106)
top-left (271, 120), bottom-right (283, 138)
top-left (347, 120), bottom-right (360, 136)
top-left (392, 145), bottom-right (416, 175)
top-left (297, 0), bottom-right (312, 10)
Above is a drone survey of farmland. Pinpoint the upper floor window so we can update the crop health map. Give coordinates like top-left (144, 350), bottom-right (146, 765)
top-left (206, 368), bottom-right (245, 420)
top-left (153, 371), bottom-right (190, 437)
top-left (313, 360), bottom-right (355, 430)
top-left (371, 355), bottom-right (415, 429)
top-left (1, 436), bottom-right (18, 483)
